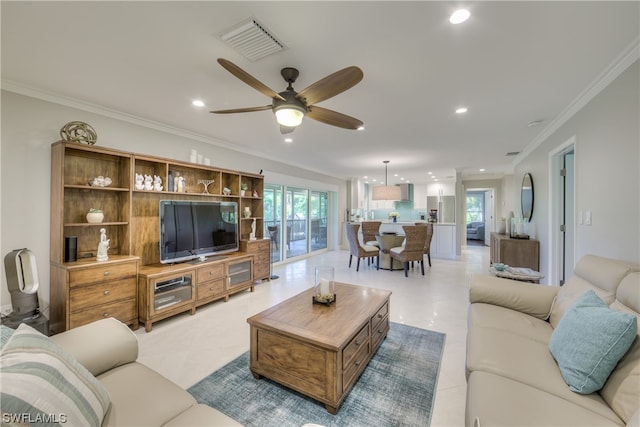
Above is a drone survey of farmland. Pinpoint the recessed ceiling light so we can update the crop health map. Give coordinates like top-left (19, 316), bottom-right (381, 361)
top-left (192, 100), bottom-right (205, 107)
top-left (284, 138), bottom-right (293, 143)
top-left (479, 168), bottom-right (485, 172)
top-left (357, 126), bottom-right (365, 131)
top-left (456, 107), bottom-right (468, 114)
top-left (450, 9), bottom-right (470, 24)
top-left (427, 171), bottom-right (433, 175)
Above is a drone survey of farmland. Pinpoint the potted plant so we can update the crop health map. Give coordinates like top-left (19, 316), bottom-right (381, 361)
top-left (389, 212), bottom-right (400, 223)
top-left (86, 208), bottom-right (104, 224)
top-left (240, 183), bottom-right (248, 197)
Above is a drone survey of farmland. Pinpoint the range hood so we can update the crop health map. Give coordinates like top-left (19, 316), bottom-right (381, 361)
top-left (397, 183), bottom-right (413, 202)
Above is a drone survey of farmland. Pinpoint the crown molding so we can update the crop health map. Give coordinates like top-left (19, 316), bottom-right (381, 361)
top-left (0, 79), bottom-right (346, 181)
top-left (513, 37), bottom-right (639, 166)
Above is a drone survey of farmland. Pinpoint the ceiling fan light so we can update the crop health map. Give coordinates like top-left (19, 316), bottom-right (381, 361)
top-left (274, 106), bottom-right (305, 127)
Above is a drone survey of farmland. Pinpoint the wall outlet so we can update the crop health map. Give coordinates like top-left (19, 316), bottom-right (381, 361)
top-left (585, 211), bottom-right (592, 226)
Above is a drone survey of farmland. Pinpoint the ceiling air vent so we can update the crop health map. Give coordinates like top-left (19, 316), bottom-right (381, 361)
top-left (219, 18), bottom-right (286, 62)
top-left (506, 151), bottom-right (520, 156)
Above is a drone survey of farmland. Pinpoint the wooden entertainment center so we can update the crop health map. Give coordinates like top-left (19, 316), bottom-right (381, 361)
top-left (50, 141), bottom-right (268, 333)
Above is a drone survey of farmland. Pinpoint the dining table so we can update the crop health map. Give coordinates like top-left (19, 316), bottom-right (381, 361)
top-left (375, 233), bottom-right (406, 270)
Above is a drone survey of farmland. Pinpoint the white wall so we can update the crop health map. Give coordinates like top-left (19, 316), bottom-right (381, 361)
top-left (514, 60), bottom-right (639, 278)
top-left (0, 91), bottom-right (347, 313)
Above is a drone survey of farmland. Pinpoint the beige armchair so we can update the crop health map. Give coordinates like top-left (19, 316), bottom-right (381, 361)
top-left (346, 223), bottom-right (379, 271)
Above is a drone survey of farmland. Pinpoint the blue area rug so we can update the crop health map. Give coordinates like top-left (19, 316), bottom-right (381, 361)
top-left (188, 322), bottom-right (445, 427)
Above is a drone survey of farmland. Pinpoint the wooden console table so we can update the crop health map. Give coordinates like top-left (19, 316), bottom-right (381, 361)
top-left (489, 232), bottom-right (540, 271)
top-left (247, 283), bottom-right (391, 414)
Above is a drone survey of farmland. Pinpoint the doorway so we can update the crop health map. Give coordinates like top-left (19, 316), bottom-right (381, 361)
top-left (465, 189), bottom-right (494, 246)
top-left (550, 137), bottom-right (576, 285)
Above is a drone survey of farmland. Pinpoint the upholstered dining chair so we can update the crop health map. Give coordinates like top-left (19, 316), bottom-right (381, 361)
top-left (390, 225), bottom-right (428, 277)
top-left (345, 223), bottom-right (380, 271)
top-left (415, 222), bottom-right (434, 267)
top-left (361, 221), bottom-right (382, 247)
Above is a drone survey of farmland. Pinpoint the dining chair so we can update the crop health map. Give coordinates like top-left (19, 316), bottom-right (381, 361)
top-left (345, 223), bottom-right (379, 271)
top-left (415, 222), bottom-right (434, 267)
top-left (361, 221), bottom-right (382, 247)
top-left (390, 225), bottom-right (428, 277)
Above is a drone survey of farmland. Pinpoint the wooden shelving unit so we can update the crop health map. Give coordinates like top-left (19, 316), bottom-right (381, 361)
top-left (50, 141), bottom-right (267, 333)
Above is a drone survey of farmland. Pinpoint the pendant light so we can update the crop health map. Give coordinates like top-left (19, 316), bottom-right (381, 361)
top-left (372, 160), bottom-right (401, 200)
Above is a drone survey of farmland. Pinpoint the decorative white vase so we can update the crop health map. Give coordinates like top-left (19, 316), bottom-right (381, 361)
top-left (243, 207), bottom-right (251, 218)
top-left (86, 212), bottom-right (104, 223)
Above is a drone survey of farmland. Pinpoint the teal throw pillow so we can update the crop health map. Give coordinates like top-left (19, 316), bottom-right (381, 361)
top-left (549, 289), bottom-right (637, 394)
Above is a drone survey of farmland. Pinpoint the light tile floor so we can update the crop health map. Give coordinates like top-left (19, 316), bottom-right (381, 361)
top-left (135, 244), bottom-right (490, 426)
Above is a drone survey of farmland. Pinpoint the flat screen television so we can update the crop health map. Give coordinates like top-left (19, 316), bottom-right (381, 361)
top-left (159, 200), bottom-right (238, 264)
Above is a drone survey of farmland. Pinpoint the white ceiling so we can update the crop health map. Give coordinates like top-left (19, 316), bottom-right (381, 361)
top-left (2, 1), bottom-right (638, 185)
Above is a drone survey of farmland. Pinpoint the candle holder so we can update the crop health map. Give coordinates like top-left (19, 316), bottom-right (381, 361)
top-left (313, 266), bottom-right (336, 305)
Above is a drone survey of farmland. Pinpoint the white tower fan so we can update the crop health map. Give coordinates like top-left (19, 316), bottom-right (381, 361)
top-left (4, 248), bottom-right (41, 321)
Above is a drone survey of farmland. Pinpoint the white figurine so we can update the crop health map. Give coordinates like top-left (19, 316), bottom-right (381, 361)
top-left (143, 174), bottom-right (153, 190)
top-left (249, 219), bottom-right (257, 241)
top-left (96, 228), bottom-right (110, 262)
top-left (153, 175), bottom-right (163, 191)
top-left (135, 173), bottom-right (144, 190)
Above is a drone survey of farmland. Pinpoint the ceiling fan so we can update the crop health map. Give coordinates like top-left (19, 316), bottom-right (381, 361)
top-left (211, 58), bottom-right (364, 134)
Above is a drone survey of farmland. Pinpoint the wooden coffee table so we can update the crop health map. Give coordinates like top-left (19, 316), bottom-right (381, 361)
top-left (247, 282), bottom-right (391, 414)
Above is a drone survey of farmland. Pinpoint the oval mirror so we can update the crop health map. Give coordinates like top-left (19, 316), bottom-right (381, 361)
top-left (521, 173), bottom-right (534, 222)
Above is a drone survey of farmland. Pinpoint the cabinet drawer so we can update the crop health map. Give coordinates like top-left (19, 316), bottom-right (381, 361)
top-left (69, 299), bottom-right (136, 329)
top-left (343, 323), bottom-right (370, 367)
top-left (197, 264), bottom-right (224, 284)
top-left (342, 339), bottom-right (370, 393)
top-left (70, 278), bottom-right (136, 311)
top-left (371, 301), bottom-right (389, 332)
top-left (197, 279), bottom-right (225, 300)
top-left (372, 316), bottom-right (389, 350)
top-left (69, 262), bottom-right (136, 287)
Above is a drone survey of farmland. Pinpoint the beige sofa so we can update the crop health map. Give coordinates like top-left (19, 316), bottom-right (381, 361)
top-left (466, 254), bottom-right (639, 427)
top-left (49, 317), bottom-right (241, 426)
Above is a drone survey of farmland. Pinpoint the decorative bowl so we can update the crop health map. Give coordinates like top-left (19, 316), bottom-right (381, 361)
top-left (86, 211), bottom-right (104, 224)
top-left (493, 263), bottom-right (507, 271)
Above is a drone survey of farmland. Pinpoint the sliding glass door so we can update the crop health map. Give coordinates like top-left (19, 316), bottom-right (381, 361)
top-left (263, 184), bottom-right (328, 262)
top-left (286, 187), bottom-right (308, 258)
top-left (310, 191), bottom-right (328, 251)
top-left (263, 184), bottom-right (283, 263)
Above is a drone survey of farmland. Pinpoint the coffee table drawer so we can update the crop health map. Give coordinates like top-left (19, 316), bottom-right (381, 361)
top-left (343, 323), bottom-right (369, 367)
top-left (372, 315), bottom-right (389, 350)
top-left (343, 339), bottom-right (370, 393)
top-left (372, 301), bottom-right (389, 332)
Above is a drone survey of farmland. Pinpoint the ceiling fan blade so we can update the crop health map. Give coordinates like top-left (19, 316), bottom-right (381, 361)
top-left (210, 105), bottom-right (272, 114)
top-left (296, 66), bottom-right (363, 106)
top-left (217, 58), bottom-right (285, 101)
top-left (307, 106), bottom-right (363, 130)
top-left (280, 126), bottom-right (296, 135)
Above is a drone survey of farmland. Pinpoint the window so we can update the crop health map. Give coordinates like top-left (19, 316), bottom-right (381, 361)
top-left (466, 192), bottom-right (485, 223)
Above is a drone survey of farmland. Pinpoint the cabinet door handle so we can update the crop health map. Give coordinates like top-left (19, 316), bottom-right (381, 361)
top-left (355, 339), bottom-right (362, 346)
top-left (355, 360), bottom-right (362, 367)
top-left (103, 313), bottom-right (110, 318)
top-left (103, 271), bottom-right (110, 276)
top-left (377, 313), bottom-right (383, 318)
top-left (103, 290), bottom-right (110, 296)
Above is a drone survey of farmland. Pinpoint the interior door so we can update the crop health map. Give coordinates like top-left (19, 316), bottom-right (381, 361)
top-left (484, 190), bottom-right (494, 244)
top-left (561, 151), bottom-right (576, 284)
